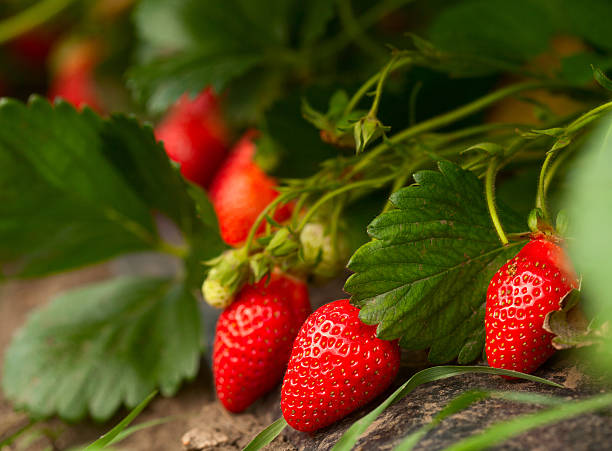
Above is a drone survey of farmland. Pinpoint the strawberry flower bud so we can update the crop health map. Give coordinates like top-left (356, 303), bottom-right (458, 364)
top-left (265, 227), bottom-right (299, 257)
top-left (353, 115), bottom-right (390, 153)
top-left (202, 249), bottom-right (248, 308)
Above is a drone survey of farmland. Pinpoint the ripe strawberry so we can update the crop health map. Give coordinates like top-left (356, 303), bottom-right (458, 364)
top-left (8, 28), bottom-right (57, 69)
top-left (281, 299), bottom-right (400, 432)
top-left (209, 134), bottom-right (292, 246)
top-left (485, 238), bottom-right (579, 375)
top-left (213, 272), bottom-right (310, 413)
top-left (154, 88), bottom-right (228, 188)
top-left (48, 40), bottom-right (102, 112)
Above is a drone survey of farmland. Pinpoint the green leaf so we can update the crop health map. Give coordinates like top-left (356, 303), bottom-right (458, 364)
top-left (83, 391), bottom-right (157, 450)
top-left (331, 365), bottom-right (562, 451)
top-left (0, 98), bottom-right (150, 276)
top-left (242, 417), bottom-right (288, 451)
top-left (345, 161), bottom-right (526, 363)
top-left (592, 65), bottom-right (612, 92)
top-left (566, 112), bottom-right (612, 369)
top-left (441, 392), bottom-right (612, 451)
top-left (2, 277), bottom-right (202, 421)
top-left (130, 0), bottom-right (297, 113)
top-left (260, 94), bottom-right (338, 178)
top-left (0, 97), bottom-right (223, 277)
top-left (428, 0), bottom-right (553, 63)
top-left (133, 0), bottom-right (194, 55)
top-left (127, 51), bottom-right (262, 114)
top-left (297, 0), bottom-right (335, 46)
top-left (559, 53), bottom-right (612, 85)
top-left (558, 0), bottom-right (612, 51)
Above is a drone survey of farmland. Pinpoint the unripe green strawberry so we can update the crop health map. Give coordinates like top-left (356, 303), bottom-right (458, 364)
top-left (281, 299), bottom-right (400, 432)
top-left (202, 249), bottom-right (248, 308)
top-left (300, 222), bottom-right (349, 279)
top-left (213, 272), bottom-right (310, 412)
top-left (485, 238), bottom-right (579, 375)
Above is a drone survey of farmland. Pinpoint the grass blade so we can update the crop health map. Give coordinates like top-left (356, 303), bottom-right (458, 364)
top-left (83, 391), bottom-right (157, 450)
top-left (331, 365), bottom-right (562, 451)
top-left (442, 392), bottom-right (612, 451)
top-left (107, 416), bottom-right (174, 446)
top-left (243, 417), bottom-right (288, 451)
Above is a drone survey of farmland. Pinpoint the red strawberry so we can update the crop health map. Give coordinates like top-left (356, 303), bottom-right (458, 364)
top-left (281, 299), bottom-right (400, 432)
top-left (485, 238), bottom-right (579, 375)
top-left (48, 40), bottom-right (102, 112)
top-left (154, 88), bottom-right (228, 188)
top-left (209, 134), bottom-right (292, 246)
top-left (213, 272), bottom-right (310, 413)
top-left (9, 28), bottom-right (58, 69)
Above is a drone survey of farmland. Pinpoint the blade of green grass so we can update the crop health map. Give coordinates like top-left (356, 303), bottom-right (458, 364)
top-left (0, 419), bottom-right (37, 448)
top-left (243, 417), bottom-right (288, 451)
top-left (83, 391), bottom-right (157, 450)
top-left (331, 366), bottom-right (562, 451)
top-left (108, 416), bottom-right (174, 446)
top-left (441, 392), bottom-right (612, 451)
top-left (393, 390), bottom-right (566, 451)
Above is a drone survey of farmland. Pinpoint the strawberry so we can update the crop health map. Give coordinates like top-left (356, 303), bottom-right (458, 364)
top-left (154, 88), bottom-right (228, 188)
top-left (281, 299), bottom-right (400, 432)
top-left (48, 40), bottom-right (103, 112)
top-left (485, 238), bottom-right (579, 375)
top-left (209, 133), bottom-right (292, 246)
top-left (213, 272), bottom-right (310, 413)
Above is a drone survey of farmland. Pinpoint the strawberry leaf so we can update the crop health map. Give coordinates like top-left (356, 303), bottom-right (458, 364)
top-left (0, 97), bottom-right (224, 278)
top-left (428, 0), bottom-right (554, 64)
top-left (2, 277), bottom-right (201, 421)
top-left (345, 161), bottom-right (527, 363)
top-left (129, 0), bottom-right (295, 114)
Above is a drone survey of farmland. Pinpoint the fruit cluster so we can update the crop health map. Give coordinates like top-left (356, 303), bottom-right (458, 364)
top-left (146, 87), bottom-right (580, 432)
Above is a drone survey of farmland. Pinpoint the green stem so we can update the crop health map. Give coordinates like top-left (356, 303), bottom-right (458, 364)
top-left (535, 151), bottom-right (555, 220)
top-left (0, 0), bottom-right (77, 44)
top-left (244, 193), bottom-right (295, 254)
top-left (329, 197), bottom-right (344, 257)
top-left (368, 54), bottom-right (399, 117)
top-left (344, 56), bottom-right (413, 116)
top-left (566, 100), bottom-right (612, 134)
top-left (157, 241), bottom-right (188, 259)
top-left (297, 174), bottom-right (396, 232)
top-left (348, 81), bottom-right (568, 177)
top-left (543, 142), bottom-right (575, 193)
top-left (337, 0), bottom-right (387, 61)
top-left (317, 0), bottom-right (415, 59)
top-left (485, 158), bottom-right (509, 245)
top-left (290, 192), bottom-right (310, 227)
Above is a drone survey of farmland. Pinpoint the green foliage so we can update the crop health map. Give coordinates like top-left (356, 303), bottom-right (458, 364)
top-left (0, 97), bottom-right (223, 278)
top-left (428, 0), bottom-right (554, 64)
top-left (566, 113), bottom-right (612, 369)
top-left (2, 277), bottom-right (201, 421)
top-left (82, 391), bottom-right (157, 450)
top-left (242, 417), bottom-right (288, 451)
top-left (345, 161), bottom-right (527, 363)
top-left (129, 0), bottom-right (342, 117)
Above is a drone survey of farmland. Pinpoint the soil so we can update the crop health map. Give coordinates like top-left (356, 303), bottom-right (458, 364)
top-left (2, 265), bottom-right (612, 451)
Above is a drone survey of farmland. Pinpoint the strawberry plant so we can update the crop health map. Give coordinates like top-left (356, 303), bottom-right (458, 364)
top-left (2, 0), bottom-right (612, 449)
